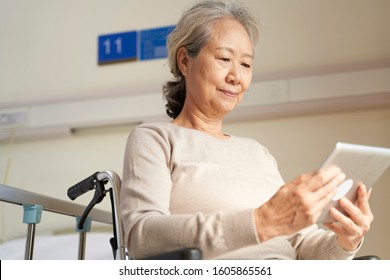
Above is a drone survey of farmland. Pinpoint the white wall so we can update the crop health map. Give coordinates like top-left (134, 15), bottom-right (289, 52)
top-left (1, 0), bottom-right (389, 107)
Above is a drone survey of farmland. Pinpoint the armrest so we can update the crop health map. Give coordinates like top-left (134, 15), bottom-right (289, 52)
top-left (143, 247), bottom-right (202, 260)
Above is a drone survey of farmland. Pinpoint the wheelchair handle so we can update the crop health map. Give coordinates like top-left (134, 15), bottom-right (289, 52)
top-left (67, 173), bottom-right (98, 200)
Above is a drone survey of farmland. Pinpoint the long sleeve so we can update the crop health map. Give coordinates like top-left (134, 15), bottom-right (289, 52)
top-left (288, 225), bottom-right (360, 260)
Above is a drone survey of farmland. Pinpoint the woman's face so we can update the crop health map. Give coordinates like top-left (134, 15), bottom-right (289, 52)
top-left (179, 18), bottom-right (254, 119)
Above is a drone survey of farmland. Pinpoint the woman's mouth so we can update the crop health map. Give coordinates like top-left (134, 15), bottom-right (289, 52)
top-left (220, 89), bottom-right (238, 97)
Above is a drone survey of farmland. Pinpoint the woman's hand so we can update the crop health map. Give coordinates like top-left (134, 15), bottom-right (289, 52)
top-left (254, 166), bottom-right (346, 242)
top-left (324, 184), bottom-right (374, 251)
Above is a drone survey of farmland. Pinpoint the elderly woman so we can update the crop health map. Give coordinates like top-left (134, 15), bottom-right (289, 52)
top-left (120, 0), bottom-right (373, 260)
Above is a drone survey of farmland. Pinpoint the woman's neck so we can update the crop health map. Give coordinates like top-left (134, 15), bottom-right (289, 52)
top-left (171, 110), bottom-right (229, 139)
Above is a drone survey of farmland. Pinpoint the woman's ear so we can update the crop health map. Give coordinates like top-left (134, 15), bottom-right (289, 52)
top-left (177, 47), bottom-right (189, 76)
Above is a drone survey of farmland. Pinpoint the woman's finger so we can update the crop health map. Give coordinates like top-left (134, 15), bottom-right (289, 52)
top-left (309, 165), bottom-right (344, 192)
top-left (356, 184), bottom-right (372, 215)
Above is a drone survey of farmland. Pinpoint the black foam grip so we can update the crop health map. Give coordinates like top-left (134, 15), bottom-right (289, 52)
top-left (67, 173), bottom-right (97, 200)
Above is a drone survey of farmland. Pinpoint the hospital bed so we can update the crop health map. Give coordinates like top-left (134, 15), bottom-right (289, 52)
top-left (0, 170), bottom-right (125, 260)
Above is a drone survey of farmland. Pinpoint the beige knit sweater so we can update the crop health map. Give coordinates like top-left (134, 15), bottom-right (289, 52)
top-left (120, 122), bottom-right (358, 259)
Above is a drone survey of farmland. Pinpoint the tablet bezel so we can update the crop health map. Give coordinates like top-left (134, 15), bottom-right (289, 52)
top-left (317, 142), bottom-right (390, 223)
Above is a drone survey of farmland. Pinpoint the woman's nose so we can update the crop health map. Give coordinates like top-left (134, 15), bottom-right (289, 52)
top-left (226, 63), bottom-right (241, 85)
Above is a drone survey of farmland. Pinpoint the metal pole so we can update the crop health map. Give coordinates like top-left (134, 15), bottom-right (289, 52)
top-left (24, 223), bottom-right (36, 260)
top-left (97, 170), bottom-right (127, 260)
top-left (23, 204), bottom-right (43, 260)
top-left (78, 231), bottom-right (87, 260)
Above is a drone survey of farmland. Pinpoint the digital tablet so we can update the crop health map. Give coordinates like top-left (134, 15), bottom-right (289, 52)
top-left (317, 142), bottom-right (390, 223)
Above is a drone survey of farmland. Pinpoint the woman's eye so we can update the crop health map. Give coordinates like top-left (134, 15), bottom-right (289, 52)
top-left (219, 57), bottom-right (230, 62)
top-left (241, 63), bottom-right (251, 69)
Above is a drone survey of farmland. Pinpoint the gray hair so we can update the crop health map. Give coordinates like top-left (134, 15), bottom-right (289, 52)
top-left (163, 0), bottom-right (260, 119)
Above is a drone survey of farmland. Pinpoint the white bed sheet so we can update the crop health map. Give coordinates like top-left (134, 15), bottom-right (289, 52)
top-left (0, 232), bottom-right (114, 260)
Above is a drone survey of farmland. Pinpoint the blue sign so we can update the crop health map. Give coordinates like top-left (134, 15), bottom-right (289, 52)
top-left (139, 25), bottom-right (175, 61)
top-left (98, 31), bottom-right (137, 64)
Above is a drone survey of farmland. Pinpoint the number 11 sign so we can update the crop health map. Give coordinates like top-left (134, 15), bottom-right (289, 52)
top-left (98, 31), bottom-right (137, 65)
